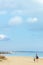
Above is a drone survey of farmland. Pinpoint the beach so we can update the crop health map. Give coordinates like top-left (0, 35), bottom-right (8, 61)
top-left (0, 56), bottom-right (43, 65)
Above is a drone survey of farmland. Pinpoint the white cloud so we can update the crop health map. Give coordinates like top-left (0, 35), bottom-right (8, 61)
top-left (27, 17), bottom-right (38, 23)
top-left (9, 16), bottom-right (23, 25)
top-left (33, 0), bottom-right (43, 4)
top-left (0, 0), bottom-right (34, 9)
top-left (38, 0), bottom-right (43, 4)
top-left (0, 0), bottom-right (42, 9)
top-left (0, 34), bottom-right (9, 41)
top-left (0, 0), bottom-right (42, 16)
top-left (0, 0), bottom-right (42, 14)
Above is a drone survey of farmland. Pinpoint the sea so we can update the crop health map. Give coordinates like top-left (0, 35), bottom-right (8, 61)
top-left (3, 51), bottom-right (43, 58)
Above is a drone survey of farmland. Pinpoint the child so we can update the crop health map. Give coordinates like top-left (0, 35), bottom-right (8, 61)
top-left (34, 58), bottom-right (35, 62)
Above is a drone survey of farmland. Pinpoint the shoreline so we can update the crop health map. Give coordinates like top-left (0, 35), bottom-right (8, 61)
top-left (3, 55), bottom-right (43, 58)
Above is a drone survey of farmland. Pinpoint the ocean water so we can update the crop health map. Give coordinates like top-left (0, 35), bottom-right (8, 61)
top-left (3, 51), bottom-right (43, 57)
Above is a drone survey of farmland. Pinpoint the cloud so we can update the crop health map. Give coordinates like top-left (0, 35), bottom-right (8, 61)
top-left (0, 0), bottom-right (42, 14)
top-left (0, 0), bottom-right (42, 10)
top-left (0, 0), bottom-right (36, 9)
top-left (0, 34), bottom-right (9, 41)
top-left (9, 16), bottom-right (23, 25)
top-left (33, 0), bottom-right (43, 4)
top-left (27, 17), bottom-right (38, 23)
top-left (38, 0), bottom-right (43, 4)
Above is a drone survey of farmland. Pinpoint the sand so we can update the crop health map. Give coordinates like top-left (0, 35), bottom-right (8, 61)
top-left (0, 56), bottom-right (43, 65)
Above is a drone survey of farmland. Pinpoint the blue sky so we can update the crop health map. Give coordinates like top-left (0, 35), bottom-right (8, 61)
top-left (0, 0), bottom-right (43, 51)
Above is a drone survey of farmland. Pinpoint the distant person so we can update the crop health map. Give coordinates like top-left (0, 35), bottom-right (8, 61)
top-left (36, 53), bottom-right (39, 62)
top-left (33, 58), bottom-right (35, 62)
top-left (36, 53), bottom-right (39, 59)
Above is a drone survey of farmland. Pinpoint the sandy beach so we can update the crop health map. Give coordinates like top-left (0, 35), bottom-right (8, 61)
top-left (0, 56), bottom-right (43, 65)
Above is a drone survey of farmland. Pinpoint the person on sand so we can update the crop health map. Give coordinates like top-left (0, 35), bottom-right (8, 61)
top-left (33, 58), bottom-right (35, 62)
top-left (36, 53), bottom-right (39, 62)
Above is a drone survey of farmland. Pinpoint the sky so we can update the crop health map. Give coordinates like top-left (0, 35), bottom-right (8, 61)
top-left (0, 0), bottom-right (43, 51)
